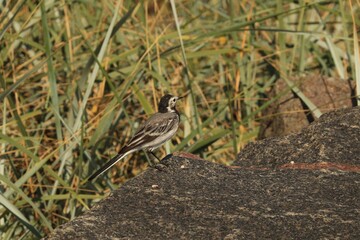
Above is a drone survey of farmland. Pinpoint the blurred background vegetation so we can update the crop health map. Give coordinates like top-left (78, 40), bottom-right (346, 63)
top-left (0, 0), bottom-right (359, 238)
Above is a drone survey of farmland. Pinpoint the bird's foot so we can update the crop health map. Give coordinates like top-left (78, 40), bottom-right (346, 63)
top-left (154, 163), bottom-right (167, 171)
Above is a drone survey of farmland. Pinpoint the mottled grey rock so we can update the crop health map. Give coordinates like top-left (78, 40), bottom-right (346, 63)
top-left (45, 107), bottom-right (360, 239)
top-left (236, 106), bottom-right (360, 167)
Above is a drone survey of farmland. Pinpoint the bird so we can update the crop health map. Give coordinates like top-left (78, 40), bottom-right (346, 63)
top-left (87, 94), bottom-right (183, 181)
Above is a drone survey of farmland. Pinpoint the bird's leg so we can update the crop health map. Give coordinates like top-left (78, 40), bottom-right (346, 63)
top-left (149, 151), bottom-right (161, 163)
top-left (146, 150), bottom-right (159, 167)
top-left (148, 150), bottom-right (167, 171)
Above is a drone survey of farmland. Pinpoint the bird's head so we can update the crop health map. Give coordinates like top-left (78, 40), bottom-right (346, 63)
top-left (158, 94), bottom-right (183, 113)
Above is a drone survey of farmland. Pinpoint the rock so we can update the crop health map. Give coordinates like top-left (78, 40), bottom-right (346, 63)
top-left (259, 74), bottom-right (355, 138)
top-left (45, 107), bottom-right (360, 239)
top-left (236, 107), bottom-right (360, 167)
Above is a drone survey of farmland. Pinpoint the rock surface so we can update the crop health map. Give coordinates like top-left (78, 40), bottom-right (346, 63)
top-left (259, 74), bottom-right (355, 138)
top-left (45, 107), bottom-right (360, 239)
top-left (236, 106), bottom-right (360, 167)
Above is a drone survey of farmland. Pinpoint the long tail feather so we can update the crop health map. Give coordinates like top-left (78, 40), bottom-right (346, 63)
top-left (87, 153), bottom-right (126, 182)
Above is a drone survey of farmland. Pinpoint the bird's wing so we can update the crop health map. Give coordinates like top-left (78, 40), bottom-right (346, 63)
top-left (123, 112), bottom-right (178, 151)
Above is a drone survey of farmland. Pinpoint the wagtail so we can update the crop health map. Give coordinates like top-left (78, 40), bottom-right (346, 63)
top-left (88, 94), bottom-right (182, 181)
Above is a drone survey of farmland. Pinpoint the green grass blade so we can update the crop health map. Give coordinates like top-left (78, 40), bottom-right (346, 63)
top-left (0, 58), bottom-right (48, 102)
top-left (132, 83), bottom-right (154, 115)
top-left (43, 166), bottom-right (90, 210)
top-left (187, 128), bottom-right (231, 153)
top-left (0, 0), bottom-right (27, 40)
top-left (0, 133), bottom-right (39, 162)
top-left (41, 1), bottom-right (66, 208)
top-left (170, 0), bottom-right (201, 139)
top-left (325, 36), bottom-right (345, 79)
top-left (0, 194), bottom-right (42, 238)
top-left (282, 77), bottom-right (322, 118)
top-left (0, 175), bottom-right (52, 232)
top-left (72, 1), bottom-right (122, 133)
